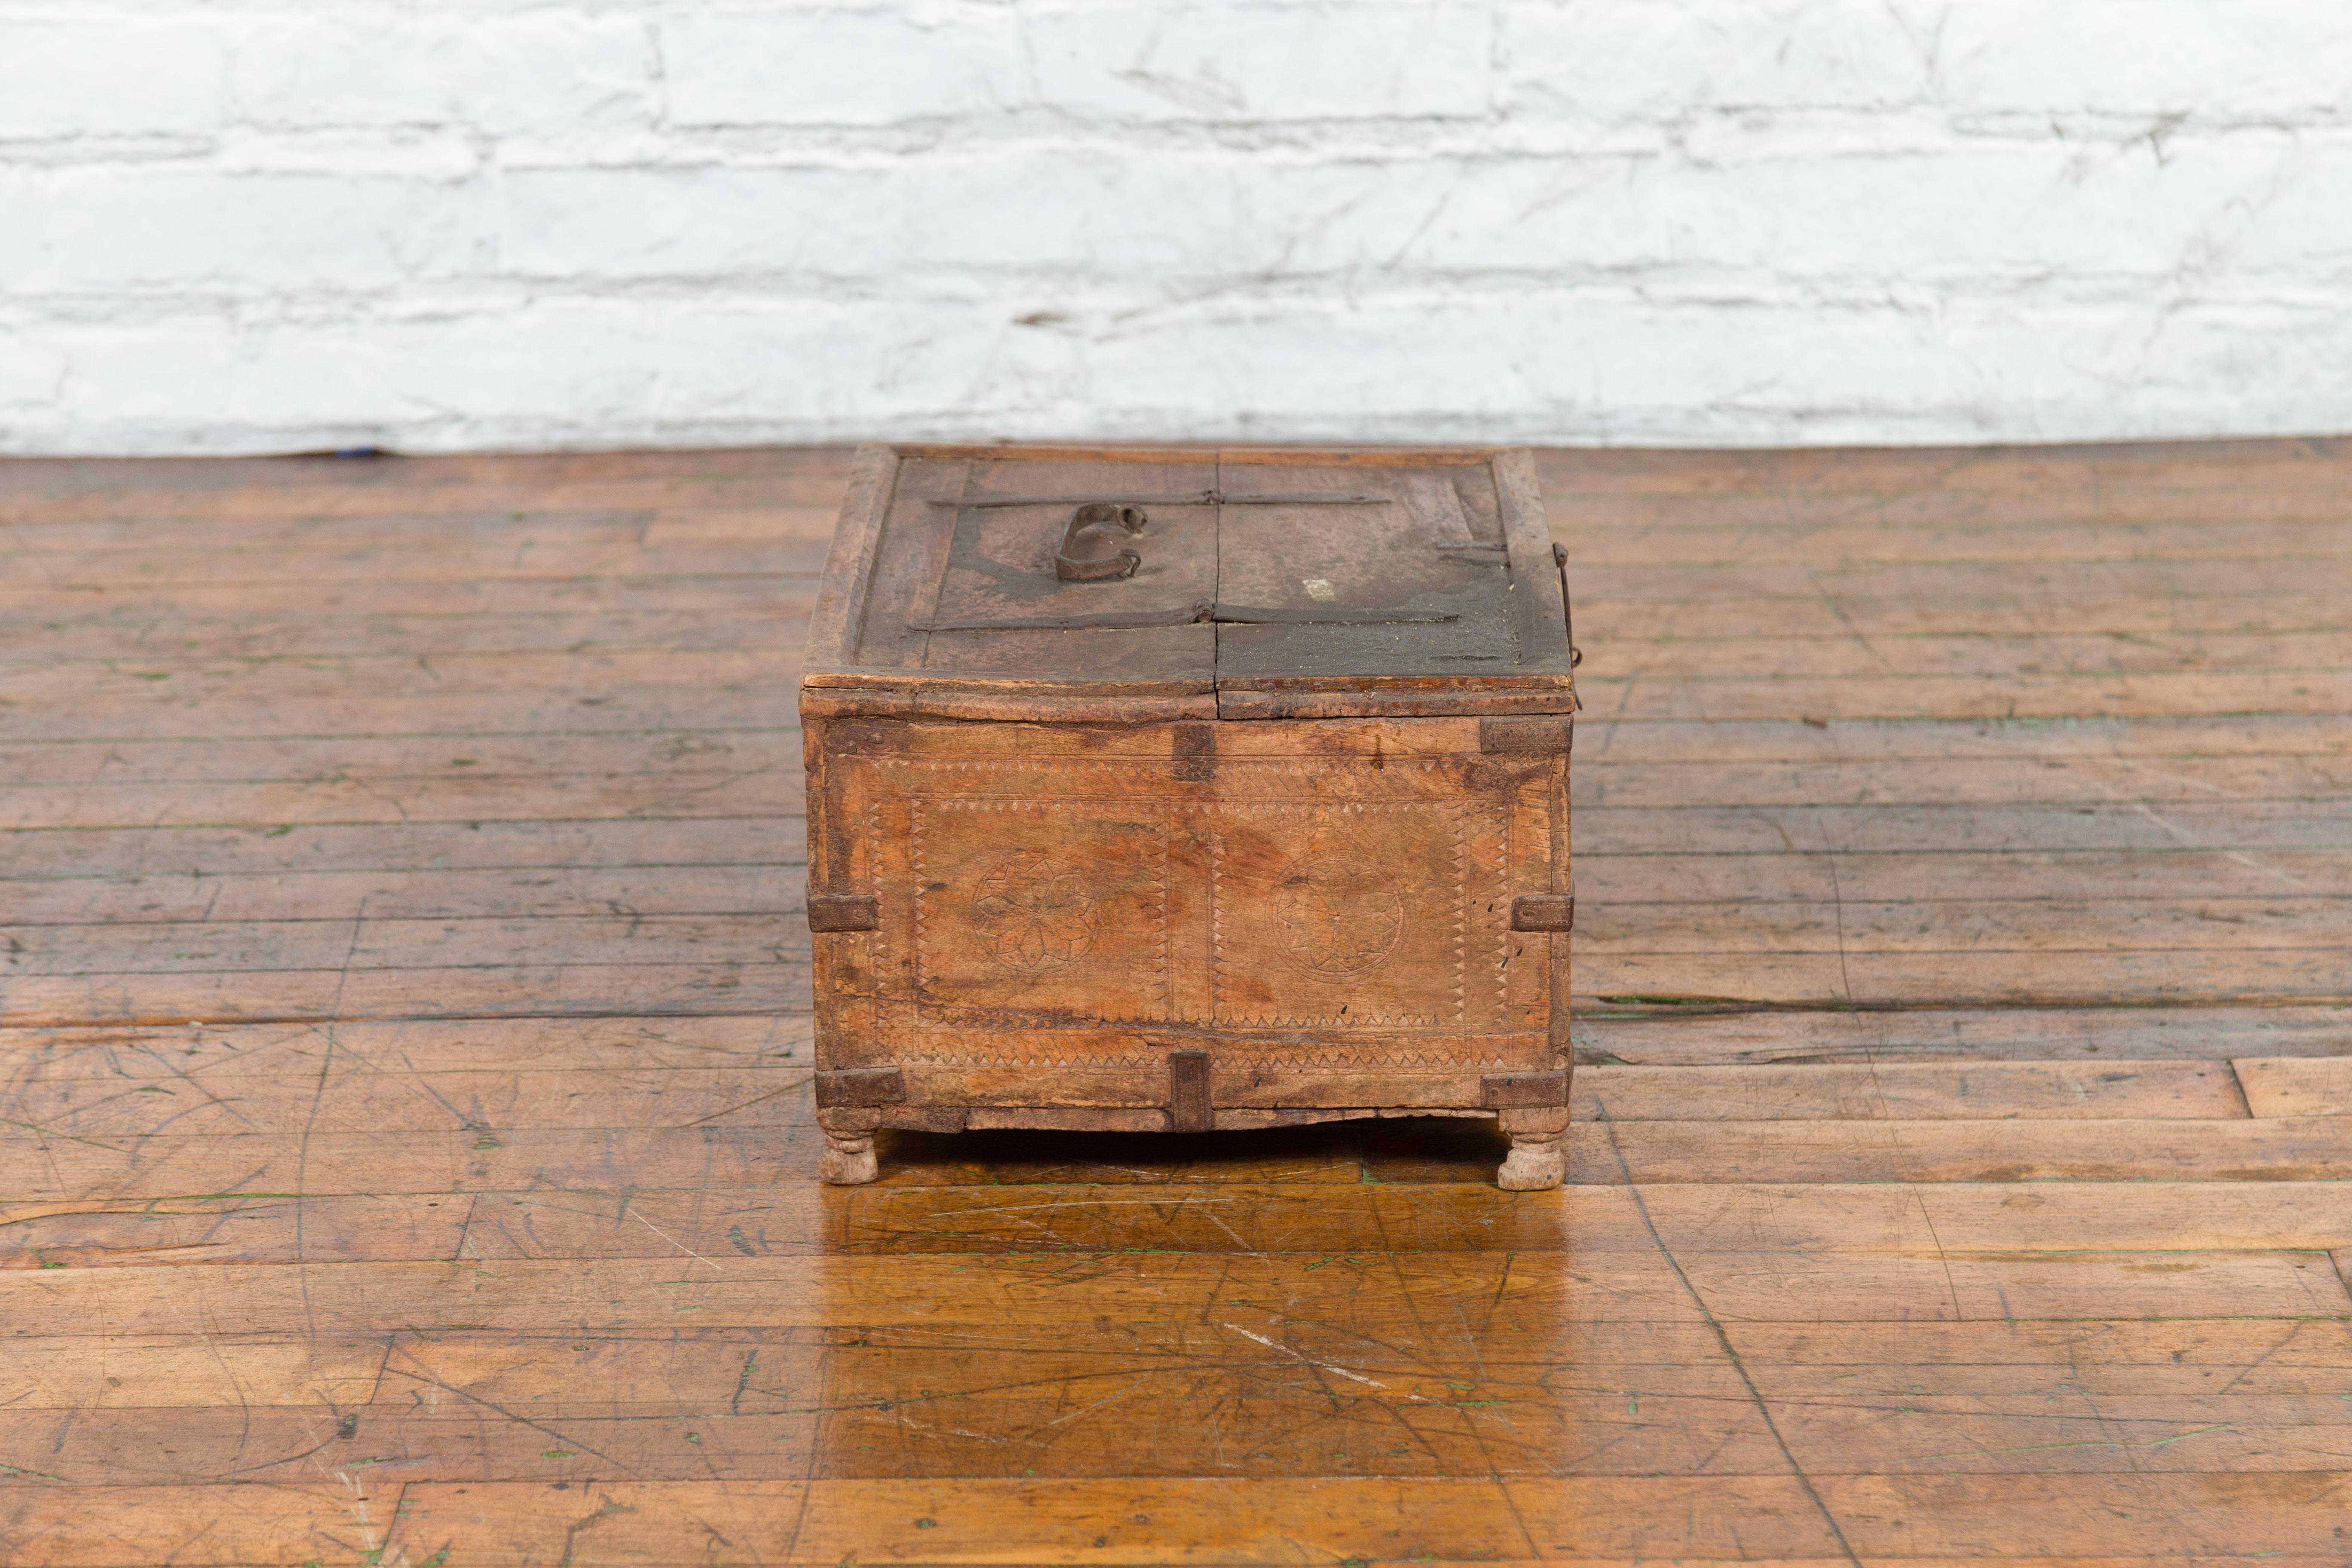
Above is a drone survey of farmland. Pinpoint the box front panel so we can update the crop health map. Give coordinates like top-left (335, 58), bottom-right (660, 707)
top-left (813, 718), bottom-right (1563, 1106)
top-left (910, 799), bottom-right (1174, 1027)
top-left (1206, 797), bottom-right (1489, 1030)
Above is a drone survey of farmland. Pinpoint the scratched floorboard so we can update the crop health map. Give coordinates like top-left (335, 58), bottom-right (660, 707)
top-left (2, 440), bottom-right (2349, 1567)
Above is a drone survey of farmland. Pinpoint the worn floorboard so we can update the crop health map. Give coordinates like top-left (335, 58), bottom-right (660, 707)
top-left (2, 438), bottom-right (2348, 1565)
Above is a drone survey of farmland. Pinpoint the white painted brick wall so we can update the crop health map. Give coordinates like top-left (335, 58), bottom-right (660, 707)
top-left (3, 0), bottom-right (2349, 453)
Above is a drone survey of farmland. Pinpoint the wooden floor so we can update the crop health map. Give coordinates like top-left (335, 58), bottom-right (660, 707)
top-left (2, 440), bottom-right (2348, 1566)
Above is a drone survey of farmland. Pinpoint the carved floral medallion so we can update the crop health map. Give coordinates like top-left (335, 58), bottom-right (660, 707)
top-left (969, 852), bottom-right (1101, 972)
top-left (1273, 852), bottom-right (1406, 977)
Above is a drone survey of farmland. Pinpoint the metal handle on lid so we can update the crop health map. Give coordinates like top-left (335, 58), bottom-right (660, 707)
top-left (1055, 503), bottom-right (1148, 582)
top-left (1551, 542), bottom-right (1584, 693)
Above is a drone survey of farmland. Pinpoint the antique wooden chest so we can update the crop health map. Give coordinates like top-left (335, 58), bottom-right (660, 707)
top-left (801, 444), bottom-right (1578, 1188)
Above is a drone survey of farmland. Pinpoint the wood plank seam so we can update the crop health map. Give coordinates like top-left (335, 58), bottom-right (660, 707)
top-left (1586, 1097), bottom-right (1867, 1567)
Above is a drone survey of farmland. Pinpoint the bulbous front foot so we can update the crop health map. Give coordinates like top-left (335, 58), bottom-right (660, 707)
top-left (819, 1131), bottom-right (879, 1185)
top-left (1497, 1133), bottom-right (1565, 1191)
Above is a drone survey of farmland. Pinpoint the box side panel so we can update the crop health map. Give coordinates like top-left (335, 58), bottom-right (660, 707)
top-left (808, 717), bottom-right (1565, 1114)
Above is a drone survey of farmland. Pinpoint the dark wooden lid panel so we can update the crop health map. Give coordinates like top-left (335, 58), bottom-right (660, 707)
top-left (919, 454), bottom-right (1217, 683)
top-left (804, 444), bottom-right (1574, 718)
top-left (1212, 460), bottom-right (1520, 681)
top-left (841, 451), bottom-right (1217, 687)
top-left (837, 453), bottom-right (965, 675)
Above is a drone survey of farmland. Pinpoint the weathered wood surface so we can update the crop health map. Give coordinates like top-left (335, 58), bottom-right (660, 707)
top-left (798, 447), bottom-right (1578, 1185)
top-left (2, 439), bottom-right (2348, 1565)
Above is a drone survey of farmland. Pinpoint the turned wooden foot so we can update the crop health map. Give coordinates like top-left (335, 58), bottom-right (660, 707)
top-left (1494, 1104), bottom-right (1569, 1191)
top-left (819, 1131), bottom-right (878, 1185)
top-left (1497, 1133), bottom-right (1565, 1191)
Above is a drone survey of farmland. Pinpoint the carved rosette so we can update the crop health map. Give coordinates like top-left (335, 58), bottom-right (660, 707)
top-left (1272, 853), bottom-right (1405, 977)
top-left (968, 852), bottom-right (1101, 972)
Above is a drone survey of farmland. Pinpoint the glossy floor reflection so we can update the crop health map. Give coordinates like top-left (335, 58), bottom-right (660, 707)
top-left (817, 1120), bottom-right (1584, 1483)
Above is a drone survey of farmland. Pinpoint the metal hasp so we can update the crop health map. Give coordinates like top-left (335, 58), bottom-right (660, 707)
top-left (1169, 1049), bottom-right (1212, 1132)
top-left (1510, 893), bottom-right (1576, 932)
top-left (1054, 502), bottom-right (1148, 582)
top-left (807, 894), bottom-right (879, 932)
top-left (814, 1066), bottom-right (906, 1106)
top-left (1551, 542), bottom-right (1584, 683)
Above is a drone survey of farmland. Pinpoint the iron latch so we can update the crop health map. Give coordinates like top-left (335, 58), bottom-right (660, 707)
top-left (808, 894), bottom-right (879, 932)
top-left (1510, 894), bottom-right (1575, 932)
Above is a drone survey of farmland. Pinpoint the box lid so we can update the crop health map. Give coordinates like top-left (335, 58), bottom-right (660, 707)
top-left (802, 444), bottom-right (1576, 722)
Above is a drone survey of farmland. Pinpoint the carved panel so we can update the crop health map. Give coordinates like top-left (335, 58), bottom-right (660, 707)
top-left (824, 721), bottom-right (1555, 1079)
top-left (910, 800), bottom-right (1173, 1027)
top-left (1207, 800), bottom-right (1475, 1028)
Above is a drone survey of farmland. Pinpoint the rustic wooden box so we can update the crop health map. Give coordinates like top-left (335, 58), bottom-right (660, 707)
top-left (801, 444), bottom-right (1577, 1188)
